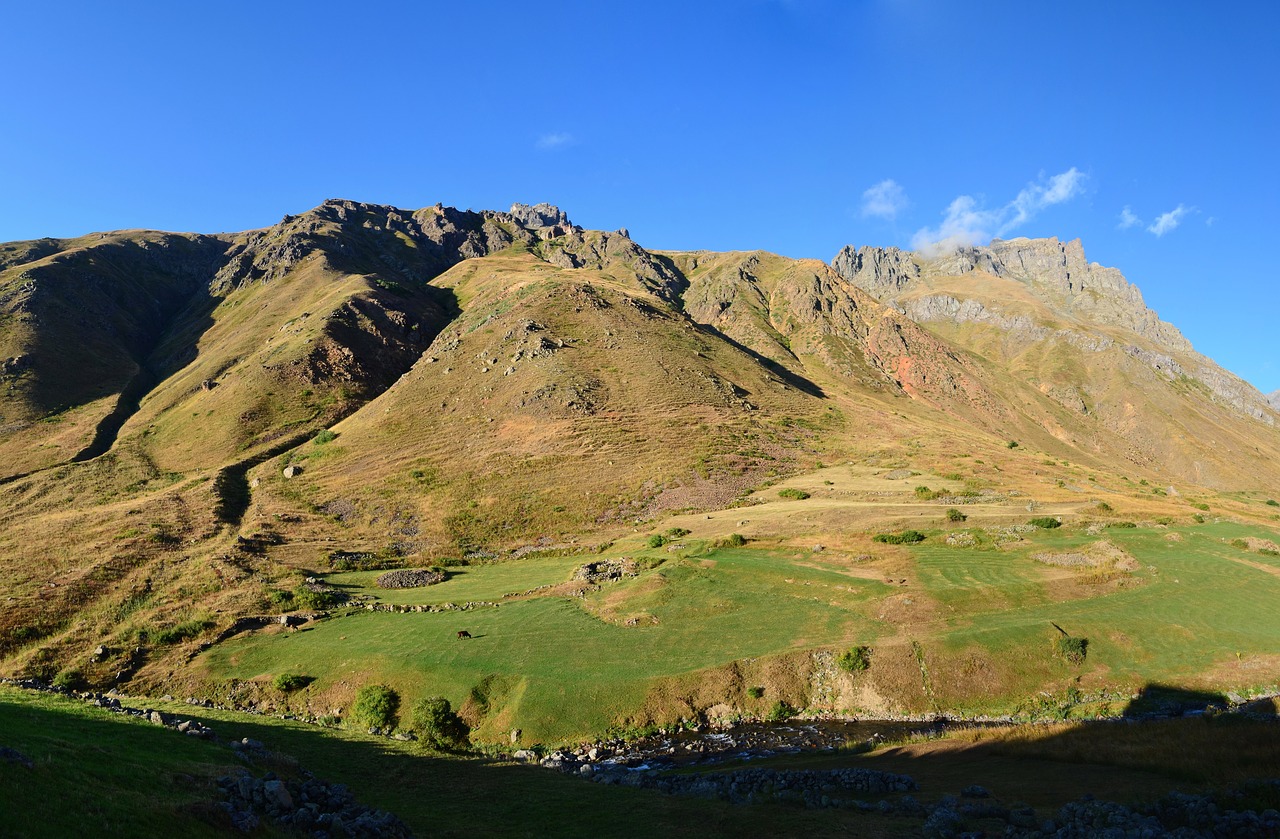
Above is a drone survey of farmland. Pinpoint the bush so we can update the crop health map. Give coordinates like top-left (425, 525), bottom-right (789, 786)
top-left (664, 527), bottom-right (691, 538)
top-left (312, 429), bottom-right (337, 445)
top-left (273, 673), bottom-right (313, 693)
top-left (1267, 499), bottom-right (1280, 507)
top-left (945, 508), bottom-right (967, 523)
top-left (153, 619), bottom-right (211, 645)
top-left (1191, 514), bottom-right (1205, 523)
top-left (1006, 440), bottom-right (1019, 449)
top-left (836, 646), bottom-right (871, 673)
top-left (52, 669), bottom-right (85, 691)
top-left (351, 684), bottom-right (400, 731)
top-left (721, 533), bottom-right (746, 548)
top-left (765, 700), bottom-right (794, 721)
top-left (293, 584), bottom-right (344, 610)
top-left (914, 486), bottom-right (938, 500)
top-left (1191, 502), bottom-right (1210, 511)
top-left (873, 530), bottom-right (926, 545)
top-left (746, 686), bottom-right (764, 699)
top-left (1095, 501), bottom-right (1114, 513)
top-left (1053, 636), bottom-right (1088, 664)
top-left (409, 696), bottom-right (469, 750)
top-left (778, 488), bottom-right (810, 500)
top-left (1028, 517), bottom-right (1062, 529)
top-left (646, 534), bottom-right (668, 549)
top-left (1108, 521), bottom-right (1137, 529)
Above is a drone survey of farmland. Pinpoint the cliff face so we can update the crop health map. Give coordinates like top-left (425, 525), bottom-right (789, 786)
top-left (831, 237), bottom-right (1274, 425)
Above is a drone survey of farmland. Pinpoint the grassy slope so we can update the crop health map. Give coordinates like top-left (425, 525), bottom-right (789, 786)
top-left (196, 457), bottom-right (1280, 743)
top-left (5, 684), bottom-right (1276, 839)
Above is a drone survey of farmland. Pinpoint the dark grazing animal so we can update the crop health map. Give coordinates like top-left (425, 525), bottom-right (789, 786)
top-left (456, 630), bottom-right (472, 640)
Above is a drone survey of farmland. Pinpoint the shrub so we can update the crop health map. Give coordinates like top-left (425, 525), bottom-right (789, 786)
top-left (646, 534), bottom-right (668, 549)
top-left (351, 684), bottom-right (400, 731)
top-left (746, 686), bottom-right (764, 699)
top-left (312, 429), bottom-right (337, 445)
top-left (873, 530), bottom-right (926, 545)
top-left (765, 700), bottom-right (794, 721)
top-left (721, 533), bottom-right (746, 548)
top-left (1108, 521), bottom-right (1137, 529)
top-left (409, 696), bottom-right (469, 750)
top-left (293, 584), bottom-right (344, 610)
top-left (1006, 440), bottom-right (1019, 449)
top-left (1259, 548), bottom-right (1280, 557)
top-left (1191, 514), bottom-right (1205, 523)
top-left (778, 488), bottom-right (810, 500)
top-left (1267, 499), bottom-right (1280, 507)
top-left (914, 486), bottom-right (938, 500)
top-left (153, 619), bottom-right (211, 645)
top-left (1028, 517), bottom-right (1062, 529)
top-left (1053, 636), bottom-right (1088, 664)
top-left (1191, 502), bottom-right (1210, 511)
top-left (836, 646), bottom-right (871, 673)
top-left (52, 668), bottom-right (85, 691)
top-left (664, 527), bottom-right (691, 538)
top-left (945, 508), bottom-right (967, 523)
top-left (1230, 538), bottom-right (1249, 549)
top-left (1095, 501), bottom-right (1114, 513)
top-left (273, 673), bottom-right (313, 693)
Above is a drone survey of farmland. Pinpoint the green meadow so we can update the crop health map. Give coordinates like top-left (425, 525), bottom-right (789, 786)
top-left (200, 523), bottom-right (1280, 744)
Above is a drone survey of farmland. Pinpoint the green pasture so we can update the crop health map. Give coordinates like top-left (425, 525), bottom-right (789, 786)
top-left (203, 548), bottom-right (891, 742)
top-left (201, 525), bottom-right (1280, 744)
top-left (326, 554), bottom-right (586, 605)
top-left (916, 523), bottom-right (1280, 688)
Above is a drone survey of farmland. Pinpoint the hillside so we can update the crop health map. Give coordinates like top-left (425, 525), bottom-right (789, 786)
top-left (1, 200), bottom-right (1278, 748)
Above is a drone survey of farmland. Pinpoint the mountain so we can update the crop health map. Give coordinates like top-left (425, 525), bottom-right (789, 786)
top-left (833, 237), bottom-right (1278, 485)
top-left (2, 199), bottom-right (1279, 709)
top-left (1270, 390), bottom-right (1280, 410)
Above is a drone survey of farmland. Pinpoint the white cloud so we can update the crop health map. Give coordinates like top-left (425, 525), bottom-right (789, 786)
top-left (860, 179), bottom-right (909, 221)
top-left (1147, 204), bottom-right (1192, 237)
top-left (536, 132), bottom-right (574, 150)
top-left (911, 167), bottom-right (1087, 254)
top-left (1117, 206), bottom-right (1143, 230)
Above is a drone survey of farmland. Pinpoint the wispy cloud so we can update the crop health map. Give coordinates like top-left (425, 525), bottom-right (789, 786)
top-left (1117, 206), bottom-right (1143, 230)
top-left (911, 167), bottom-right (1086, 254)
top-left (1147, 204), bottom-right (1192, 237)
top-left (860, 179), bottom-right (909, 221)
top-left (536, 132), bottom-right (574, 150)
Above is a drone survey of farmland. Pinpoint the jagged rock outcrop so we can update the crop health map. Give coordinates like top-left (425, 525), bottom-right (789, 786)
top-left (508, 202), bottom-right (573, 230)
top-left (1270, 390), bottom-right (1280, 411)
top-left (831, 236), bottom-right (1276, 424)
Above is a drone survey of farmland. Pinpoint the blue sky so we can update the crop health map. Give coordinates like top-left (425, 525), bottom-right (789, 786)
top-left (3, 1), bottom-right (1277, 391)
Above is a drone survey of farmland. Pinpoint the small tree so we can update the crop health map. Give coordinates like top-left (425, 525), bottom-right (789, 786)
top-left (1028, 517), bottom-right (1062, 529)
top-left (766, 700), bottom-right (794, 721)
top-left (410, 696), bottom-right (469, 750)
top-left (722, 533), bottom-right (746, 548)
top-left (836, 646), bottom-right (872, 673)
top-left (351, 684), bottom-right (400, 731)
top-left (946, 508), bottom-right (967, 523)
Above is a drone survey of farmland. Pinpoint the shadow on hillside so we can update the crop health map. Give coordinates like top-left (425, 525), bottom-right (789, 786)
top-left (1122, 683), bottom-right (1228, 718)
top-left (0, 691), bottom-right (819, 839)
top-left (692, 322), bottom-right (827, 398)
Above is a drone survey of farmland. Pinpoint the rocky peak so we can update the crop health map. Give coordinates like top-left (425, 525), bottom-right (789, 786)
top-left (1269, 390), bottom-right (1280, 410)
top-left (509, 202), bottom-right (573, 230)
top-left (831, 236), bottom-right (1191, 354)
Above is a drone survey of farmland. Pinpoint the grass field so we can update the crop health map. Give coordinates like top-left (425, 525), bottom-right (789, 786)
top-left (199, 512), bottom-right (1280, 744)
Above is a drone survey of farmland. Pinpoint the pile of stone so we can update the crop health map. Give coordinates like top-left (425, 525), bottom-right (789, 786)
top-left (217, 770), bottom-right (414, 837)
top-left (375, 568), bottom-right (446, 589)
top-left (596, 766), bottom-right (916, 808)
top-left (572, 558), bottom-right (639, 583)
